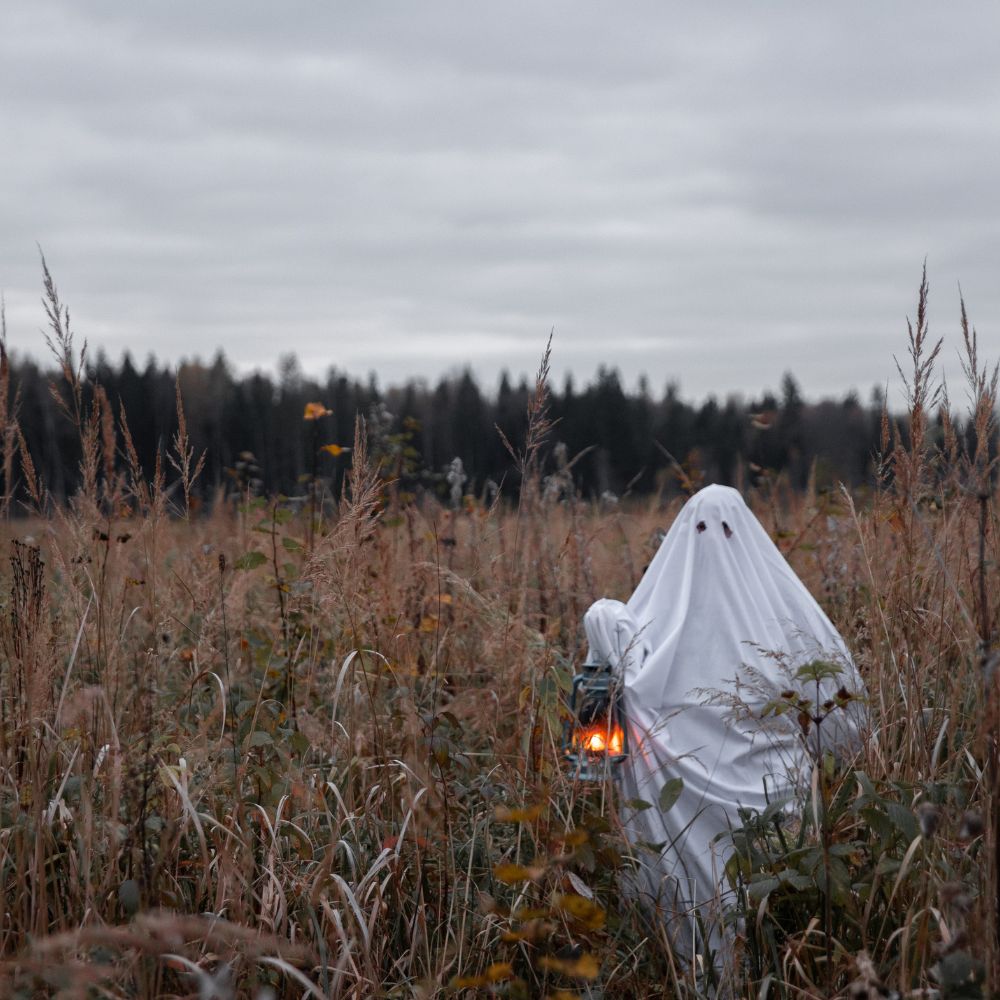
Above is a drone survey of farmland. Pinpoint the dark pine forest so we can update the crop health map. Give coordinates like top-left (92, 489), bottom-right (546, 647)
top-left (7, 344), bottom-right (898, 508)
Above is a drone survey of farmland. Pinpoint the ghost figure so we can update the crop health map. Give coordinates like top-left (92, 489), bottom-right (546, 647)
top-left (583, 485), bottom-right (866, 964)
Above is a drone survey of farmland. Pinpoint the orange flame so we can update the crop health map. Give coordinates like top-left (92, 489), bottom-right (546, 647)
top-left (578, 723), bottom-right (624, 756)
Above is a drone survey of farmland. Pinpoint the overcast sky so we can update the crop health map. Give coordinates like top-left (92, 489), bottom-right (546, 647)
top-left (2, 3), bottom-right (999, 402)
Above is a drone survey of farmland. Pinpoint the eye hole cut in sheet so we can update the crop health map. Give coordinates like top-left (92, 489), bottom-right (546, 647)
top-left (583, 484), bottom-right (867, 968)
top-left (695, 519), bottom-right (733, 537)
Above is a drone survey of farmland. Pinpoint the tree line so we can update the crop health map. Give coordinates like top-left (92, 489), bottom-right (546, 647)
top-left (4, 344), bottom-right (893, 507)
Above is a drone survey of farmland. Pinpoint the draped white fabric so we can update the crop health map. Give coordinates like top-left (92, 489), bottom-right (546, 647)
top-left (583, 484), bottom-right (866, 952)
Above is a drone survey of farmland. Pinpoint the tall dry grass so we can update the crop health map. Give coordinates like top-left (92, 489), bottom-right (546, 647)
top-left (0, 268), bottom-right (994, 998)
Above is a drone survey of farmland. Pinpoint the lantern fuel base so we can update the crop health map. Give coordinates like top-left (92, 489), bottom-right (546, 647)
top-left (564, 660), bottom-right (628, 781)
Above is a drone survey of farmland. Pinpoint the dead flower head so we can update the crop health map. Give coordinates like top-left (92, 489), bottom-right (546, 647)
top-left (958, 809), bottom-right (984, 841)
top-left (916, 801), bottom-right (941, 840)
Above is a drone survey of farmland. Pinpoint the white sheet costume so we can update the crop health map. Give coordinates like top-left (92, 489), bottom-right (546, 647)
top-left (584, 485), bottom-right (866, 960)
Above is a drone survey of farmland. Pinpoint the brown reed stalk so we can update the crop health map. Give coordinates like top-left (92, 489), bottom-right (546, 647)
top-left (168, 378), bottom-right (205, 518)
top-left (0, 301), bottom-right (19, 521)
top-left (40, 251), bottom-right (86, 431)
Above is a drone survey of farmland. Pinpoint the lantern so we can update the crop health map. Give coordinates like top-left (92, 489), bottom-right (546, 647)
top-left (564, 659), bottom-right (627, 781)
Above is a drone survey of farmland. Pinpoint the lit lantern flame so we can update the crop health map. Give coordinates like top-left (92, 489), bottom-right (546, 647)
top-left (564, 659), bottom-right (627, 779)
top-left (579, 723), bottom-right (624, 756)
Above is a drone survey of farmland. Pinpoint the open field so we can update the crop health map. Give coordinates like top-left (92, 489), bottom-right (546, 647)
top-left (0, 294), bottom-right (997, 998)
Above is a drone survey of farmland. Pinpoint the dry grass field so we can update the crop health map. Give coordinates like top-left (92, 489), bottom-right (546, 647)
top-left (0, 280), bottom-right (997, 998)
